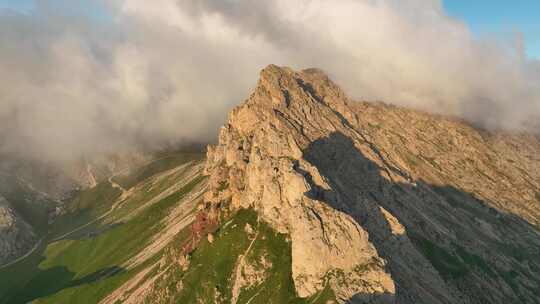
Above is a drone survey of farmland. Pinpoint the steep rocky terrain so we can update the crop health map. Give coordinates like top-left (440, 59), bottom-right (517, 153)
top-left (1, 65), bottom-right (539, 304)
top-left (0, 169), bottom-right (54, 266)
top-left (199, 65), bottom-right (540, 303)
top-left (0, 195), bottom-right (36, 265)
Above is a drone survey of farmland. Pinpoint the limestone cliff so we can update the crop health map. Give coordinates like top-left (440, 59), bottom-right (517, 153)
top-left (203, 65), bottom-right (540, 303)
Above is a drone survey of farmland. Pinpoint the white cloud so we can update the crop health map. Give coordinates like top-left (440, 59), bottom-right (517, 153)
top-left (0, 0), bottom-right (538, 162)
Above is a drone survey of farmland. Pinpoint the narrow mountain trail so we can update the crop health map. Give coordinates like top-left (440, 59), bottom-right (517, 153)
top-left (0, 155), bottom-right (208, 304)
top-left (0, 160), bottom-right (193, 267)
top-left (50, 174), bottom-right (132, 243)
top-left (86, 164), bottom-right (98, 188)
top-left (108, 175), bottom-right (130, 204)
top-left (231, 220), bottom-right (261, 304)
top-left (0, 168), bottom-right (128, 268)
top-left (50, 159), bottom-right (200, 243)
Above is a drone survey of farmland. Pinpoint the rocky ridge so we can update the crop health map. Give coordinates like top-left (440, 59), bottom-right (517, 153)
top-left (203, 65), bottom-right (540, 303)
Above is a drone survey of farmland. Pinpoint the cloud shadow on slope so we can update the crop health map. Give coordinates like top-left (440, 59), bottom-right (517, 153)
top-left (7, 265), bottom-right (124, 304)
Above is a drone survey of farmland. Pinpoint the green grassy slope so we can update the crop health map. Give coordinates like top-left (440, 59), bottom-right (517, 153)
top-left (48, 181), bottom-right (122, 240)
top-left (0, 153), bottom-right (205, 304)
top-left (113, 153), bottom-right (203, 190)
top-left (145, 209), bottom-right (336, 304)
top-left (0, 151), bottom-right (336, 304)
top-left (0, 179), bottom-right (54, 234)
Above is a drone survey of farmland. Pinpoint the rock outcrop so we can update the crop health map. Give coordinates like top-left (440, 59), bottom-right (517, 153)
top-left (0, 195), bottom-right (36, 265)
top-left (205, 66), bottom-right (395, 302)
top-left (204, 65), bottom-right (540, 303)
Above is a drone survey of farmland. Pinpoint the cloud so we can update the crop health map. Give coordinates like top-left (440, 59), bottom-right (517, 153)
top-left (0, 0), bottom-right (539, 162)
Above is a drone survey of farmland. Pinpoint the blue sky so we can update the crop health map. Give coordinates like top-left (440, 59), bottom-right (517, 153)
top-left (1, 0), bottom-right (538, 59)
top-left (0, 0), bottom-right (33, 12)
top-left (444, 0), bottom-right (540, 59)
top-left (0, 0), bottom-right (111, 22)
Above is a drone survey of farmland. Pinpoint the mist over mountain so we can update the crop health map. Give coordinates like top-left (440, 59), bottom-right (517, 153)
top-left (2, 64), bottom-right (538, 304)
top-left (1, 2), bottom-right (540, 303)
top-left (0, 0), bottom-right (539, 163)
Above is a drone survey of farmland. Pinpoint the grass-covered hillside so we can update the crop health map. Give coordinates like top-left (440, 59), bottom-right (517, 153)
top-left (140, 208), bottom-right (337, 304)
top-left (1, 150), bottom-right (343, 304)
top-left (0, 152), bottom-right (206, 304)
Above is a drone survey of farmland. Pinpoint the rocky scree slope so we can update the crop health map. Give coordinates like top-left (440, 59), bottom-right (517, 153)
top-left (0, 195), bottom-right (36, 265)
top-left (203, 65), bottom-right (540, 303)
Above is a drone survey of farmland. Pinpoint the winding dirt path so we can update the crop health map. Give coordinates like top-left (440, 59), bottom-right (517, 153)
top-left (0, 158), bottom-right (196, 269)
top-left (231, 220), bottom-right (261, 304)
top-left (50, 176), bottom-right (129, 243)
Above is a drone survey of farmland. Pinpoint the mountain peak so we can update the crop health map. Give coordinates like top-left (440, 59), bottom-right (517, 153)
top-left (253, 64), bottom-right (346, 109)
top-left (204, 66), bottom-right (540, 303)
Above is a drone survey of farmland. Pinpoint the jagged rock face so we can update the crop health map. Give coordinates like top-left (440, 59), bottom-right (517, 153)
top-left (0, 195), bottom-right (36, 265)
top-left (205, 66), bottom-right (395, 302)
top-left (205, 65), bottom-right (540, 303)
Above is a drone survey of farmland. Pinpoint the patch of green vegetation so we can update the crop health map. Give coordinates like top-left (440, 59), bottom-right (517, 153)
top-left (0, 171), bottom-right (205, 304)
top-left (48, 181), bottom-right (121, 239)
top-left (10, 197), bottom-right (51, 233)
top-left (301, 283), bottom-right (336, 304)
top-left (495, 243), bottom-right (537, 262)
top-left (113, 153), bottom-right (203, 189)
top-left (409, 234), bottom-right (468, 280)
top-left (454, 246), bottom-right (495, 277)
top-left (33, 255), bottom-right (160, 304)
top-left (148, 209), bottom-right (336, 304)
top-left (178, 210), bottom-right (257, 303)
top-left (0, 240), bottom-right (48, 301)
top-left (411, 234), bottom-right (499, 282)
top-left (432, 187), bottom-right (500, 226)
top-left (71, 180), bottom-right (122, 213)
top-left (1, 182), bottom-right (52, 232)
top-left (498, 269), bottom-right (520, 295)
top-left (108, 167), bottom-right (205, 223)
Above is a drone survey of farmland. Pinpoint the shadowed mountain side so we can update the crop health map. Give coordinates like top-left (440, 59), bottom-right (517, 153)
top-left (9, 266), bottom-right (124, 304)
top-left (349, 291), bottom-right (396, 304)
top-left (201, 65), bottom-right (540, 303)
top-left (302, 131), bottom-right (540, 304)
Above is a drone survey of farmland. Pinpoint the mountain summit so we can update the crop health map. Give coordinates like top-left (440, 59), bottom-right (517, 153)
top-left (202, 65), bottom-right (540, 303)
